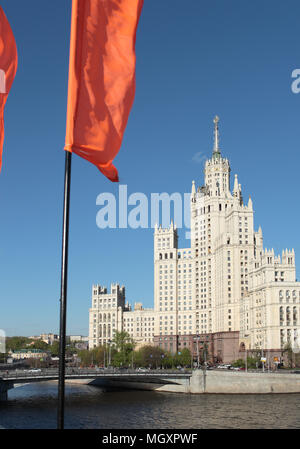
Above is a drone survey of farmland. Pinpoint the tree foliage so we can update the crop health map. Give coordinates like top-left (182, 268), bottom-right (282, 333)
top-left (6, 336), bottom-right (32, 352)
top-left (31, 340), bottom-right (49, 351)
top-left (111, 331), bottom-right (135, 367)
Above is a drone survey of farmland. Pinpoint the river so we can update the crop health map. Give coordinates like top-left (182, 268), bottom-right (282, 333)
top-left (0, 382), bottom-right (300, 429)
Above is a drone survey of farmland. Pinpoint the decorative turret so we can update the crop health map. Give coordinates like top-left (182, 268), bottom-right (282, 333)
top-left (233, 174), bottom-right (239, 196)
top-left (254, 225), bottom-right (263, 253)
top-left (248, 196), bottom-right (253, 210)
top-left (282, 249), bottom-right (295, 266)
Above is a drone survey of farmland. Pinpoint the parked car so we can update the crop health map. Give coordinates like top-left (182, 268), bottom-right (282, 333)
top-left (217, 364), bottom-right (231, 369)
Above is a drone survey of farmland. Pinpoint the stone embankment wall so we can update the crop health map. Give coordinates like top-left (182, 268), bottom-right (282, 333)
top-left (175, 370), bottom-right (300, 394)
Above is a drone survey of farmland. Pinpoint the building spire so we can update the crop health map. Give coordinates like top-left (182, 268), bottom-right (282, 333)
top-left (213, 115), bottom-right (221, 156)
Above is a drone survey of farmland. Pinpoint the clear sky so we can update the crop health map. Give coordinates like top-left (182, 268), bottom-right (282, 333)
top-left (1, 0), bottom-right (300, 337)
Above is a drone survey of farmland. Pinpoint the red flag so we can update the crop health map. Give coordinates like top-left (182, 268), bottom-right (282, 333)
top-left (0, 7), bottom-right (18, 172)
top-left (65, 0), bottom-right (144, 182)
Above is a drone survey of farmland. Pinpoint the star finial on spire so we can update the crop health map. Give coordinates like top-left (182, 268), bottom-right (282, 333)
top-left (213, 115), bottom-right (220, 154)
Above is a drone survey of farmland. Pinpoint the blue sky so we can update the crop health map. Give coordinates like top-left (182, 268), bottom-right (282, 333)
top-left (1, 0), bottom-right (300, 336)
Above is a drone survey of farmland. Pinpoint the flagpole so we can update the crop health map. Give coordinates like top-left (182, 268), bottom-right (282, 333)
top-left (57, 150), bottom-right (72, 429)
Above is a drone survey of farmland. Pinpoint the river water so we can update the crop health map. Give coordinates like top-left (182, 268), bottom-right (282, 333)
top-left (0, 382), bottom-right (300, 429)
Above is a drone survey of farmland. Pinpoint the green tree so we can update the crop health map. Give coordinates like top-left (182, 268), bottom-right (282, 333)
top-left (78, 349), bottom-right (93, 367)
top-left (247, 354), bottom-right (261, 369)
top-left (112, 331), bottom-right (134, 352)
top-left (161, 352), bottom-right (174, 369)
top-left (231, 358), bottom-right (245, 368)
top-left (6, 336), bottom-right (31, 352)
top-left (282, 342), bottom-right (293, 368)
top-left (77, 346), bottom-right (107, 367)
top-left (132, 349), bottom-right (143, 368)
top-left (177, 348), bottom-right (191, 367)
top-left (93, 346), bottom-right (106, 365)
top-left (137, 345), bottom-right (165, 368)
top-left (111, 331), bottom-right (135, 367)
top-left (31, 340), bottom-right (49, 351)
top-left (50, 340), bottom-right (60, 357)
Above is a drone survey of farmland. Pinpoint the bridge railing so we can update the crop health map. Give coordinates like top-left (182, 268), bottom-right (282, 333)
top-left (0, 367), bottom-right (192, 380)
top-left (1, 367), bottom-right (297, 380)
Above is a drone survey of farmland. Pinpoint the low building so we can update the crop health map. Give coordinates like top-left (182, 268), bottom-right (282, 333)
top-left (89, 283), bottom-right (155, 349)
top-left (29, 333), bottom-right (59, 345)
top-left (122, 302), bottom-right (155, 348)
top-left (89, 283), bottom-right (126, 348)
top-left (154, 331), bottom-right (238, 364)
top-left (67, 335), bottom-right (89, 344)
top-left (9, 349), bottom-right (49, 360)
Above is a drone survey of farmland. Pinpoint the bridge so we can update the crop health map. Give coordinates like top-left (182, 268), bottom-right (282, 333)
top-left (2, 367), bottom-right (300, 398)
top-left (0, 368), bottom-right (192, 400)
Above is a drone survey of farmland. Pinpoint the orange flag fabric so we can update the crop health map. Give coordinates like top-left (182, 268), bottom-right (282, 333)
top-left (0, 7), bottom-right (18, 172)
top-left (65, 0), bottom-right (144, 182)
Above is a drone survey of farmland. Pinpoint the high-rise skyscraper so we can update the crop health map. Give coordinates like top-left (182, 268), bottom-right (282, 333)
top-left (90, 117), bottom-right (300, 363)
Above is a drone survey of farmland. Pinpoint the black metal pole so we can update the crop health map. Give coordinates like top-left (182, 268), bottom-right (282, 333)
top-left (57, 150), bottom-right (72, 429)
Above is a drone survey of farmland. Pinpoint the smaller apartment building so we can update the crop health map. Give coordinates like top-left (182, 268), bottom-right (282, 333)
top-left (89, 284), bottom-right (156, 349)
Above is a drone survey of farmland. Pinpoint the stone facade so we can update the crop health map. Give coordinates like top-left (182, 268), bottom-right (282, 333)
top-left (89, 283), bottom-right (125, 348)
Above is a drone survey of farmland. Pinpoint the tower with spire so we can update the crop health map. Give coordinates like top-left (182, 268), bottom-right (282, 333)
top-left (190, 115), bottom-right (257, 335)
top-left (152, 115), bottom-right (300, 358)
top-left (204, 116), bottom-right (231, 198)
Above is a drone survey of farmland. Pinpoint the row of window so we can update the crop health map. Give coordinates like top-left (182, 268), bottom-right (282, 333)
top-left (279, 290), bottom-right (300, 300)
top-left (279, 306), bottom-right (298, 325)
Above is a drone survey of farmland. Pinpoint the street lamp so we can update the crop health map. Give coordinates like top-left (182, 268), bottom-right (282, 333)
top-left (203, 342), bottom-right (207, 367)
top-left (244, 334), bottom-right (250, 373)
top-left (107, 339), bottom-right (111, 366)
top-left (196, 334), bottom-right (200, 369)
top-left (261, 333), bottom-right (267, 373)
